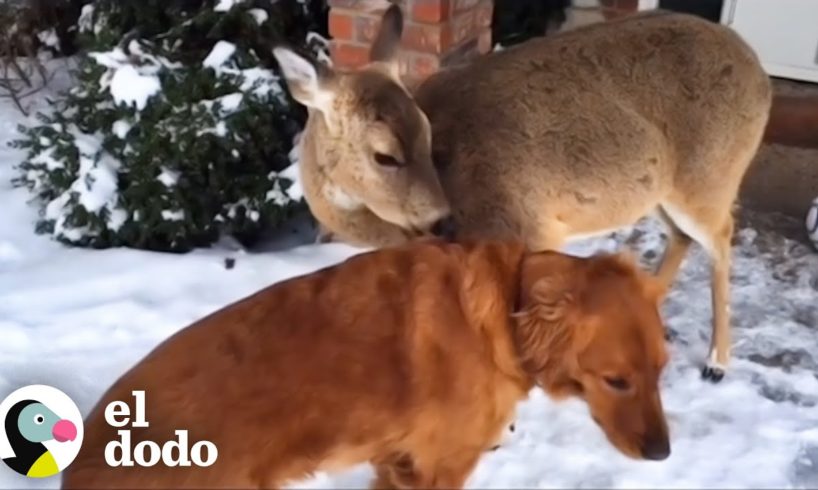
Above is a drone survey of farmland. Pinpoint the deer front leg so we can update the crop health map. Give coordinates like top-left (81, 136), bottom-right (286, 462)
top-left (315, 223), bottom-right (336, 244)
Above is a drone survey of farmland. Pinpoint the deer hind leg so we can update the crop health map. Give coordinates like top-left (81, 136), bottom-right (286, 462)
top-left (660, 202), bottom-right (734, 383)
top-left (654, 207), bottom-right (694, 299)
top-left (703, 215), bottom-right (734, 383)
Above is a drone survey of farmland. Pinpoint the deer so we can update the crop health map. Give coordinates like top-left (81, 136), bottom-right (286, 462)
top-left (272, 6), bottom-right (772, 382)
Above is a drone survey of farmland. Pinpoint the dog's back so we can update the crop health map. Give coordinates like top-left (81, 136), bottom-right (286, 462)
top-left (61, 240), bottom-right (527, 489)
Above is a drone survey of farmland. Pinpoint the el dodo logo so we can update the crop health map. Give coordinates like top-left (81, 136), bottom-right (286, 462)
top-left (105, 391), bottom-right (217, 468)
top-left (0, 385), bottom-right (82, 478)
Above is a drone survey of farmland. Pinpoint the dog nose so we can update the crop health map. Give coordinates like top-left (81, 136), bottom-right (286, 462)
top-left (641, 436), bottom-right (670, 461)
top-left (429, 216), bottom-right (457, 241)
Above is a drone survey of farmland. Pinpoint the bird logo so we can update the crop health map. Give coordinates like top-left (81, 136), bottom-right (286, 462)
top-left (0, 385), bottom-right (83, 479)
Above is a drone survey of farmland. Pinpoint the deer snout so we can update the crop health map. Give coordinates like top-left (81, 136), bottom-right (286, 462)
top-left (405, 167), bottom-right (451, 231)
top-left (430, 215), bottom-right (457, 241)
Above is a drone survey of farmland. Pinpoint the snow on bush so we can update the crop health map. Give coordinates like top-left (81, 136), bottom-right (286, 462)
top-left (12, 0), bottom-right (330, 252)
top-left (807, 196), bottom-right (818, 252)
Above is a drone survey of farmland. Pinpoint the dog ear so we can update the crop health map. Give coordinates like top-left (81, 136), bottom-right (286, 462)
top-left (512, 275), bottom-right (576, 375)
top-left (607, 251), bottom-right (666, 303)
top-left (641, 273), bottom-right (666, 304)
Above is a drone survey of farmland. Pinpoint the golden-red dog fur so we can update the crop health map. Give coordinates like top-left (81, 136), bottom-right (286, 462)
top-left (62, 240), bottom-right (669, 489)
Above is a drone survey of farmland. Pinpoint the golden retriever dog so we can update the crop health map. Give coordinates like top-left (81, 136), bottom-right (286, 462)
top-left (62, 240), bottom-right (670, 489)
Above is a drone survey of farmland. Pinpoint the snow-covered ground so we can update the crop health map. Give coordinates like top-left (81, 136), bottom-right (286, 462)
top-left (1, 63), bottom-right (818, 490)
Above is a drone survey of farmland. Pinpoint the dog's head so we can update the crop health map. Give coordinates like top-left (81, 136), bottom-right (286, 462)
top-left (514, 251), bottom-right (670, 461)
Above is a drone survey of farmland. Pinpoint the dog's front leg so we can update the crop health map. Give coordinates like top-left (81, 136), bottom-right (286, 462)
top-left (370, 453), bottom-right (418, 490)
top-left (490, 422), bottom-right (516, 451)
top-left (411, 450), bottom-right (483, 489)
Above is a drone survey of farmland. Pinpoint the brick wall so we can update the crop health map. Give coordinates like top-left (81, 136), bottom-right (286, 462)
top-left (328, 0), bottom-right (494, 84)
top-left (600, 0), bottom-right (640, 19)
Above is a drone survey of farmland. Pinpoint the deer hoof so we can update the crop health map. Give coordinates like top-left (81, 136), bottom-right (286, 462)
top-left (701, 364), bottom-right (725, 383)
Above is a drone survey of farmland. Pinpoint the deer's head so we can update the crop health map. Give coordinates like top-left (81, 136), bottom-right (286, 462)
top-left (273, 5), bottom-right (452, 239)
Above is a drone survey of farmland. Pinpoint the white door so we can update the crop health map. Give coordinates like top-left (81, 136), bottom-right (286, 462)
top-left (721, 0), bottom-right (818, 83)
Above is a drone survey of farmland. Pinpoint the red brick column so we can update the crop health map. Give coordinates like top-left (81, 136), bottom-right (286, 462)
top-left (600, 0), bottom-right (640, 19)
top-left (328, 0), bottom-right (494, 84)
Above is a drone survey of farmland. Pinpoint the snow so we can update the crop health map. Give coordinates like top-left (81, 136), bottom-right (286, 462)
top-left (24, 113), bottom-right (127, 242)
top-left (63, 129), bottom-right (123, 222)
top-left (89, 43), bottom-right (178, 112)
top-left (248, 8), bottom-right (269, 25)
top-left (306, 32), bottom-right (333, 66)
top-left (218, 93), bottom-right (244, 112)
top-left (203, 41), bottom-right (237, 69)
top-left (279, 132), bottom-right (305, 202)
top-left (157, 168), bottom-right (180, 187)
top-left (77, 5), bottom-right (95, 33)
top-left (108, 65), bottom-right (161, 111)
top-left (266, 179), bottom-right (293, 206)
top-left (161, 209), bottom-right (185, 221)
top-left (88, 47), bottom-right (129, 69)
top-left (807, 197), bottom-right (818, 251)
top-left (198, 93), bottom-right (244, 121)
top-left (30, 148), bottom-right (63, 171)
top-left (197, 120), bottom-right (229, 138)
top-left (37, 29), bottom-right (60, 50)
top-left (214, 0), bottom-right (240, 12)
top-left (199, 39), bottom-right (286, 102)
top-left (42, 144), bottom-right (126, 239)
top-left (237, 67), bottom-right (286, 99)
top-left (2, 65), bottom-right (818, 490)
top-left (111, 120), bottom-right (131, 139)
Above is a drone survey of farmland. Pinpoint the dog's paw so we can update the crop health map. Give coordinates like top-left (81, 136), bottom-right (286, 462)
top-left (701, 363), bottom-right (725, 383)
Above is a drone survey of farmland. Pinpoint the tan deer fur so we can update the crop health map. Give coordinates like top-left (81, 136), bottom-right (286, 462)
top-left (273, 8), bottom-right (772, 380)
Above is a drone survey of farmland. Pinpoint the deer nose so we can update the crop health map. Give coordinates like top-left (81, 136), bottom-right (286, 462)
top-left (430, 216), bottom-right (457, 241)
top-left (641, 434), bottom-right (670, 461)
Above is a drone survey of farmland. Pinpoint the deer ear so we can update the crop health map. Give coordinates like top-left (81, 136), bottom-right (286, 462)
top-left (273, 47), bottom-right (335, 113)
top-left (370, 4), bottom-right (403, 78)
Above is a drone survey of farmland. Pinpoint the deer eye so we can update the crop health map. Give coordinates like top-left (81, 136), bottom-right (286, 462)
top-left (374, 152), bottom-right (404, 168)
top-left (603, 376), bottom-right (630, 392)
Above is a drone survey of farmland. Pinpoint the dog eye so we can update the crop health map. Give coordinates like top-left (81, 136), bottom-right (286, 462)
top-left (603, 376), bottom-right (630, 391)
top-left (374, 152), bottom-right (404, 168)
